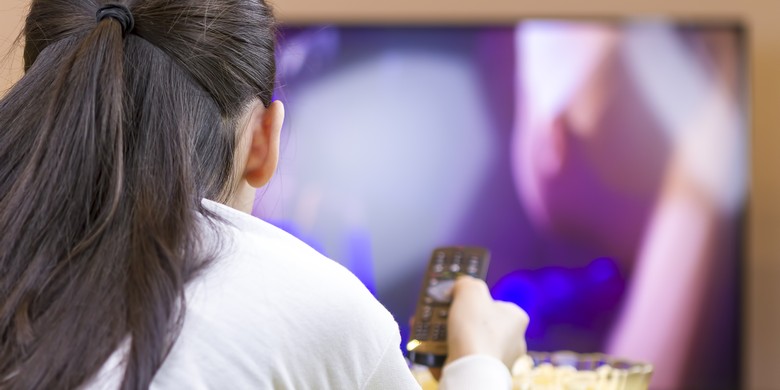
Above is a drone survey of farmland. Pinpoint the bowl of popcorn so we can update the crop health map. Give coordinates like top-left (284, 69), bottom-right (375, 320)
top-left (412, 351), bottom-right (653, 390)
top-left (511, 351), bottom-right (653, 390)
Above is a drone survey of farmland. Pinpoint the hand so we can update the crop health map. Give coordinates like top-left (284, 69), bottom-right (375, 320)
top-left (446, 275), bottom-right (529, 369)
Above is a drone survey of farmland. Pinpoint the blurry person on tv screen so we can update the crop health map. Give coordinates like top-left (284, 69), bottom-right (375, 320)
top-left (513, 21), bottom-right (745, 389)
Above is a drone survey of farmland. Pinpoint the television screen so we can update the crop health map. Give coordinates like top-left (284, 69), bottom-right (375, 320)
top-left (258, 21), bottom-right (747, 389)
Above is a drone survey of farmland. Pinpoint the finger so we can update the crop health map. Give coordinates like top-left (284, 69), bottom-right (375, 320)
top-left (495, 301), bottom-right (530, 325)
top-left (451, 275), bottom-right (490, 299)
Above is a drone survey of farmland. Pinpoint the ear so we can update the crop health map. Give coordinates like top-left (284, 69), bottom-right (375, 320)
top-left (243, 100), bottom-right (284, 188)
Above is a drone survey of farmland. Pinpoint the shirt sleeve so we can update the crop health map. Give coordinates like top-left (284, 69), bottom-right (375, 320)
top-left (363, 335), bottom-right (513, 390)
top-left (438, 355), bottom-right (512, 390)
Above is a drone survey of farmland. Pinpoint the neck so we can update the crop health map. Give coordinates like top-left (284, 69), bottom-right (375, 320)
top-left (226, 181), bottom-right (256, 214)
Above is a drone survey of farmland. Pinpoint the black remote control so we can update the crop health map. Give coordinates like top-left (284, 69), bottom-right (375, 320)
top-left (407, 246), bottom-right (490, 367)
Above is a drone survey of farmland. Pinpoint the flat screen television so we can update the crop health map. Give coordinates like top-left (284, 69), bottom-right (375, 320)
top-left (256, 20), bottom-right (747, 389)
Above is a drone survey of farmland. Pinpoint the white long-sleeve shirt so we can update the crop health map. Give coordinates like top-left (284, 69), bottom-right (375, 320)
top-left (87, 199), bottom-right (511, 389)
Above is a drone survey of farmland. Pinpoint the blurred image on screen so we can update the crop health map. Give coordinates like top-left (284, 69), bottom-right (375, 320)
top-left (257, 21), bottom-right (747, 389)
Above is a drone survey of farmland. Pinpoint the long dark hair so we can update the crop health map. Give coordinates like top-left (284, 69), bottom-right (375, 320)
top-left (0, 0), bottom-right (276, 388)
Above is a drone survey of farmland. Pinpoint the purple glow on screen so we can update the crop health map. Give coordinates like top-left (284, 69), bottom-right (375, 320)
top-left (257, 22), bottom-right (746, 389)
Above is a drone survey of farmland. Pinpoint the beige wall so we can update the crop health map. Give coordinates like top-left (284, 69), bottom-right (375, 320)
top-left (0, 1), bottom-right (27, 93)
top-left (2, 0), bottom-right (779, 388)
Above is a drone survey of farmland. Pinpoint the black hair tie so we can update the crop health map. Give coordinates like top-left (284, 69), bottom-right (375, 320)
top-left (96, 4), bottom-right (135, 37)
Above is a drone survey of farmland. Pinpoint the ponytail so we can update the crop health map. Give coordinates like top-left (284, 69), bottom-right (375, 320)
top-left (0, 8), bottom-right (163, 390)
top-left (0, 0), bottom-right (277, 387)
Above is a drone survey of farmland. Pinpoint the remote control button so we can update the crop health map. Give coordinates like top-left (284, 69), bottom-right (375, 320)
top-left (415, 323), bottom-right (430, 340)
top-left (433, 263), bottom-right (444, 273)
top-left (452, 252), bottom-right (463, 264)
top-left (422, 306), bottom-right (432, 321)
top-left (432, 323), bottom-right (447, 341)
top-left (424, 296), bottom-right (433, 305)
top-left (438, 309), bottom-right (448, 318)
top-left (426, 279), bottom-right (455, 303)
top-left (450, 263), bottom-right (461, 273)
top-left (467, 256), bottom-right (480, 275)
top-left (434, 252), bottom-right (446, 263)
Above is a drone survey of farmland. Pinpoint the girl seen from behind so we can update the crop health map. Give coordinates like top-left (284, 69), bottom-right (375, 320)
top-left (0, 0), bottom-right (528, 389)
